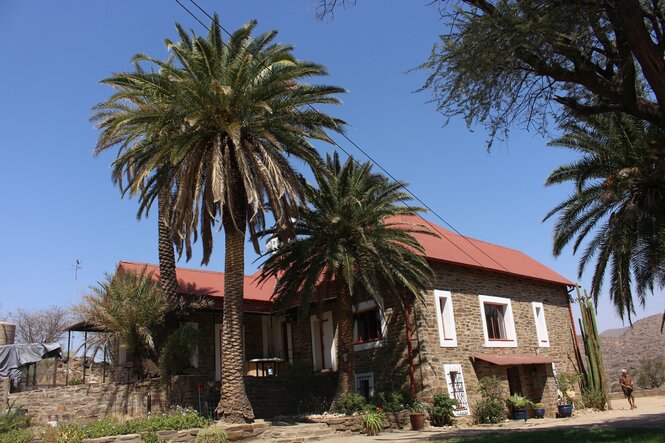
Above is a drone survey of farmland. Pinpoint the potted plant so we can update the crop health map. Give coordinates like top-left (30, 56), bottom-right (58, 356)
top-left (409, 402), bottom-right (427, 430)
top-left (429, 393), bottom-right (458, 427)
top-left (533, 402), bottom-right (545, 419)
top-left (557, 372), bottom-right (579, 418)
top-left (360, 408), bottom-right (384, 436)
top-left (505, 394), bottom-right (533, 421)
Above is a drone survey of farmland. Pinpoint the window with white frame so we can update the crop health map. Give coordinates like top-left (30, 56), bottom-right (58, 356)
top-left (353, 299), bottom-right (387, 352)
top-left (443, 364), bottom-right (469, 416)
top-left (478, 295), bottom-right (517, 347)
top-left (434, 290), bottom-right (457, 347)
top-left (532, 302), bottom-right (550, 347)
top-left (355, 372), bottom-right (374, 399)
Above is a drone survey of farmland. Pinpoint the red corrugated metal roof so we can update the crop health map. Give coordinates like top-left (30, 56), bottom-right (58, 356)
top-left (117, 261), bottom-right (276, 302)
top-left (470, 354), bottom-right (554, 365)
top-left (390, 215), bottom-right (574, 286)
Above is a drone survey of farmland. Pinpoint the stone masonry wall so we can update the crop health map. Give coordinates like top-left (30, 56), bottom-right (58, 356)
top-left (414, 261), bottom-right (578, 418)
top-left (7, 380), bottom-right (166, 425)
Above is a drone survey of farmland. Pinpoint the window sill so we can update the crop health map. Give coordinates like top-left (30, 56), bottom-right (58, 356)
top-left (483, 339), bottom-right (517, 348)
top-left (354, 340), bottom-right (385, 352)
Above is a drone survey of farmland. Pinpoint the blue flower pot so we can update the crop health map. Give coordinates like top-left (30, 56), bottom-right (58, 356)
top-left (557, 404), bottom-right (573, 418)
top-left (533, 407), bottom-right (545, 418)
top-left (513, 408), bottom-right (528, 421)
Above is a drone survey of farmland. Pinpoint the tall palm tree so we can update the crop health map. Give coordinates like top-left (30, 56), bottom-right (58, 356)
top-left (92, 16), bottom-right (345, 422)
top-left (259, 152), bottom-right (435, 406)
top-left (544, 113), bottom-right (665, 323)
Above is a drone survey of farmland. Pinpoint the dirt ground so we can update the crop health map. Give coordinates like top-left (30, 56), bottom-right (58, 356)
top-left (330, 395), bottom-right (665, 442)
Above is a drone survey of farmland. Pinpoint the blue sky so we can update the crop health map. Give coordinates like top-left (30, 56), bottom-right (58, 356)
top-left (0, 0), bottom-right (661, 332)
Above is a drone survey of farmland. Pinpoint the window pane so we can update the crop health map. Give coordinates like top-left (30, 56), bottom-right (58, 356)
top-left (484, 304), bottom-right (506, 340)
top-left (355, 309), bottom-right (382, 343)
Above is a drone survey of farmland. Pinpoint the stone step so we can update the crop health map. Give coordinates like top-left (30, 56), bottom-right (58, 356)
top-left (257, 422), bottom-right (340, 442)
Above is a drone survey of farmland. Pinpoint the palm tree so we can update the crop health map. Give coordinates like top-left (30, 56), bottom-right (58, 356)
top-left (544, 113), bottom-right (665, 323)
top-left (92, 16), bottom-right (345, 422)
top-left (76, 269), bottom-right (169, 379)
top-left (259, 152), bottom-right (435, 406)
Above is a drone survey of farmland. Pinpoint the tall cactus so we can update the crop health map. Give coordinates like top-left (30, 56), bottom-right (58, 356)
top-left (576, 286), bottom-right (611, 410)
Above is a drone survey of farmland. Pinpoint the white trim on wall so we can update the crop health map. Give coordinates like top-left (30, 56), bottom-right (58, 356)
top-left (352, 298), bottom-right (387, 352)
top-left (478, 295), bottom-right (517, 348)
top-left (434, 290), bottom-right (457, 347)
top-left (532, 302), bottom-right (550, 347)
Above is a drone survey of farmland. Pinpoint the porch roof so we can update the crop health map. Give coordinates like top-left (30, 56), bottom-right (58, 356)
top-left (469, 354), bottom-right (554, 366)
top-left (117, 261), bottom-right (276, 303)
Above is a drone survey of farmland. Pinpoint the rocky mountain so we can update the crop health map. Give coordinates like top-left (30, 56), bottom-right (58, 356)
top-left (585, 314), bottom-right (665, 391)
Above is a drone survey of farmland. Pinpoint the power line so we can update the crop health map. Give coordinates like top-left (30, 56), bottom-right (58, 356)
top-left (174, 0), bottom-right (511, 273)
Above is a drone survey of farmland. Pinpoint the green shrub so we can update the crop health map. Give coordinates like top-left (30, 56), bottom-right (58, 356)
top-left (429, 392), bottom-right (457, 426)
top-left (53, 408), bottom-right (210, 441)
top-left (360, 410), bottom-right (384, 436)
top-left (195, 427), bottom-right (229, 443)
top-left (159, 324), bottom-right (201, 384)
top-left (142, 432), bottom-right (168, 443)
top-left (557, 372), bottom-right (580, 404)
top-left (472, 376), bottom-right (506, 424)
top-left (67, 377), bottom-right (83, 386)
top-left (371, 391), bottom-right (408, 412)
top-left (505, 394), bottom-right (533, 410)
top-left (581, 387), bottom-right (607, 411)
top-left (0, 405), bottom-right (30, 434)
top-left (335, 393), bottom-right (367, 415)
top-left (0, 428), bottom-right (33, 443)
top-left (57, 423), bottom-right (86, 443)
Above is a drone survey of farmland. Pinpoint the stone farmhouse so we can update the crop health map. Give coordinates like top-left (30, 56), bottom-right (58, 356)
top-left (113, 215), bottom-right (578, 419)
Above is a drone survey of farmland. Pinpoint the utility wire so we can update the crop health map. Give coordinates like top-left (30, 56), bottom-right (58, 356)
top-left (174, 0), bottom-right (511, 273)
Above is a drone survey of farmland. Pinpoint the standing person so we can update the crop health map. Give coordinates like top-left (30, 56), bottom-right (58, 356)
top-left (619, 369), bottom-right (637, 409)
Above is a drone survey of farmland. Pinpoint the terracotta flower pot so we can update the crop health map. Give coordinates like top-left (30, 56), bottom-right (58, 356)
top-left (410, 413), bottom-right (426, 430)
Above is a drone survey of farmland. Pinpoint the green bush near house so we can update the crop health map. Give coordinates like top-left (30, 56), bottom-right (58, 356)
top-left (371, 391), bottom-right (411, 412)
top-left (472, 376), bottom-right (506, 424)
top-left (429, 393), bottom-right (458, 426)
top-left (158, 323), bottom-right (201, 385)
top-left (336, 393), bottom-right (368, 415)
top-left (0, 404), bottom-right (32, 443)
top-left (0, 428), bottom-right (33, 443)
top-left (195, 427), bottom-right (229, 443)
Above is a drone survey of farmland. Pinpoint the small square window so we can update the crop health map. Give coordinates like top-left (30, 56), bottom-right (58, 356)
top-left (355, 372), bottom-right (374, 399)
top-left (478, 295), bottom-right (517, 347)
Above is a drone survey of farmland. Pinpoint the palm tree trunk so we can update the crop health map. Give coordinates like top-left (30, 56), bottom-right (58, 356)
top-left (331, 287), bottom-right (356, 410)
top-left (216, 214), bottom-right (255, 423)
top-left (158, 188), bottom-right (179, 302)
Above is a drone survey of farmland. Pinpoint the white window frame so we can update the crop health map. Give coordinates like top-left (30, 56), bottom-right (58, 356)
top-left (532, 302), bottom-right (550, 347)
top-left (352, 299), bottom-right (387, 352)
top-left (478, 295), bottom-right (517, 347)
top-left (355, 372), bottom-right (375, 398)
top-left (443, 364), bottom-right (469, 416)
top-left (434, 290), bottom-right (457, 347)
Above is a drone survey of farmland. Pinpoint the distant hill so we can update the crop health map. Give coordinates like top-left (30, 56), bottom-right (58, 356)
top-left (579, 314), bottom-right (664, 392)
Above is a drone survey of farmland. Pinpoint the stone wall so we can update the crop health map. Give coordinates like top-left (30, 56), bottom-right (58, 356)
top-left (7, 380), bottom-right (166, 425)
top-left (414, 261), bottom-right (578, 417)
